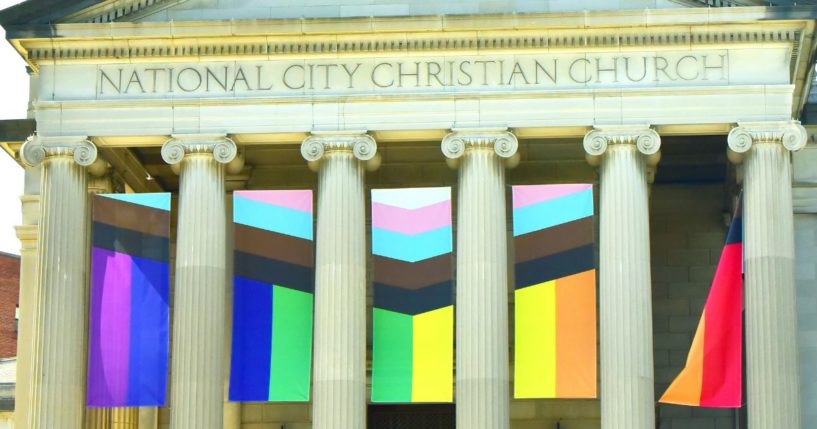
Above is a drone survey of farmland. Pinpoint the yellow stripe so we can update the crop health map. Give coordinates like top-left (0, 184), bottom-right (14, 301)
top-left (411, 306), bottom-right (454, 402)
top-left (514, 281), bottom-right (557, 398)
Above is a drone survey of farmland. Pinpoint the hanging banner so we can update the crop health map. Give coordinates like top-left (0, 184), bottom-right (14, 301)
top-left (229, 190), bottom-right (314, 402)
top-left (87, 193), bottom-right (171, 407)
top-left (660, 198), bottom-right (743, 407)
top-left (370, 187), bottom-right (454, 403)
top-left (512, 184), bottom-right (597, 399)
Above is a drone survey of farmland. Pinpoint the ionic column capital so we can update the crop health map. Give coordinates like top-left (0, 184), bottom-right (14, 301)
top-left (583, 126), bottom-right (661, 167)
top-left (301, 131), bottom-right (377, 162)
top-left (20, 135), bottom-right (97, 168)
top-left (441, 128), bottom-right (518, 160)
top-left (727, 121), bottom-right (808, 163)
top-left (161, 133), bottom-right (238, 165)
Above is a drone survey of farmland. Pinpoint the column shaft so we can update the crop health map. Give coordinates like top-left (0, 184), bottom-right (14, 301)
top-left (86, 409), bottom-right (111, 429)
top-left (312, 150), bottom-right (367, 429)
top-left (169, 153), bottom-right (228, 428)
top-left (29, 155), bottom-right (91, 428)
top-left (137, 407), bottom-right (158, 429)
top-left (743, 143), bottom-right (801, 428)
top-left (111, 408), bottom-right (139, 429)
top-left (455, 147), bottom-right (510, 429)
top-left (14, 179), bottom-right (39, 429)
top-left (598, 144), bottom-right (655, 429)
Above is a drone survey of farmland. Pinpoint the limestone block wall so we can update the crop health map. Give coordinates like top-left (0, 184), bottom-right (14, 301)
top-left (795, 214), bottom-right (817, 428)
top-left (650, 184), bottom-right (740, 429)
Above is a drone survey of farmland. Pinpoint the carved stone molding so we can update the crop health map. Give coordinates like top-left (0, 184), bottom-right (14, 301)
top-left (22, 25), bottom-right (803, 65)
top-left (441, 128), bottom-right (519, 162)
top-left (727, 121), bottom-right (808, 163)
top-left (20, 135), bottom-right (98, 167)
top-left (301, 132), bottom-right (377, 163)
top-left (583, 126), bottom-right (661, 167)
top-left (161, 133), bottom-right (238, 165)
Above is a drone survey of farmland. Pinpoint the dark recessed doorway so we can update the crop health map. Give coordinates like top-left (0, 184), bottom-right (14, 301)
top-left (367, 404), bottom-right (455, 429)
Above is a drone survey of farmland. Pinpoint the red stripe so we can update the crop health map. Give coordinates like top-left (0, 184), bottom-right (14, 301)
top-left (700, 242), bottom-right (743, 407)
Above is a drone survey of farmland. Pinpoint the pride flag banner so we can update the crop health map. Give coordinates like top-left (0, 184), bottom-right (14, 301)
top-left (229, 190), bottom-right (314, 402)
top-left (87, 193), bottom-right (171, 407)
top-left (370, 187), bottom-right (454, 403)
top-left (660, 200), bottom-right (743, 407)
top-left (512, 184), bottom-right (597, 399)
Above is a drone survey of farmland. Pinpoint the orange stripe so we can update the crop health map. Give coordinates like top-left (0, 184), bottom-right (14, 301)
top-left (660, 313), bottom-right (705, 406)
top-left (555, 269), bottom-right (597, 398)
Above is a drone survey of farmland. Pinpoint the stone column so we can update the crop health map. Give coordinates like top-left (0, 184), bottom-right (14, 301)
top-left (583, 126), bottom-right (661, 429)
top-left (20, 135), bottom-right (98, 428)
top-left (301, 131), bottom-right (377, 429)
top-left (111, 409), bottom-right (138, 429)
top-left (223, 194), bottom-right (241, 429)
top-left (14, 166), bottom-right (40, 429)
top-left (85, 166), bottom-right (114, 429)
top-left (137, 408), bottom-right (157, 429)
top-left (161, 134), bottom-right (237, 429)
top-left (727, 121), bottom-right (807, 429)
top-left (441, 128), bottom-right (518, 429)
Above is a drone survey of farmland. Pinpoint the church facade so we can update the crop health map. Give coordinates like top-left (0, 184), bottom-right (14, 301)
top-left (0, 1), bottom-right (816, 428)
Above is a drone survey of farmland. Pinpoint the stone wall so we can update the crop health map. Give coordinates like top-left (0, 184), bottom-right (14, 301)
top-left (651, 184), bottom-right (740, 429)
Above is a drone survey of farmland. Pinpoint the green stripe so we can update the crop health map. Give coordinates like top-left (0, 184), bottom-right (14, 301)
top-left (371, 307), bottom-right (413, 402)
top-left (268, 285), bottom-right (313, 401)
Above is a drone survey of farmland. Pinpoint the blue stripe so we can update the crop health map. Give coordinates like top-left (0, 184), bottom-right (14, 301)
top-left (126, 255), bottom-right (169, 406)
top-left (101, 193), bottom-right (170, 211)
top-left (512, 188), bottom-right (594, 236)
top-left (372, 225), bottom-right (452, 262)
top-left (233, 196), bottom-right (313, 240)
top-left (229, 276), bottom-right (273, 401)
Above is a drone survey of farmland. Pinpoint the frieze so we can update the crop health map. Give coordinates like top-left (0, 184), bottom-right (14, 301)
top-left (47, 49), bottom-right (770, 101)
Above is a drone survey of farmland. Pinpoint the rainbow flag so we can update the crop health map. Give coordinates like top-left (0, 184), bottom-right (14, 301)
top-left (660, 201), bottom-right (743, 407)
top-left (229, 190), bottom-right (314, 402)
top-left (370, 187), bottom-right (454, 403)
top-left (87, 193), bottom-right (171, 407)
top-left (512, 184), bottom-right (597, 399)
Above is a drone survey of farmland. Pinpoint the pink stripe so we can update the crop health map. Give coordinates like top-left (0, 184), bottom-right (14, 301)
top-left (372, 200), bottom-right (451, 234)
top-left (235, 190), bottom-right (313, 213)
top-left (87, 248), bottom-right (132, 406)
top-left (512, 184), bottom-right (592, 209)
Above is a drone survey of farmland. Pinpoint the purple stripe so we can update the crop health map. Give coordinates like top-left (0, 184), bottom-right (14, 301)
top-left (87, 247), bottom-right (133, 406)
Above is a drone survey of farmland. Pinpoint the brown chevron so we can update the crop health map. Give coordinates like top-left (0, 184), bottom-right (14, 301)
top-left (93, 195), bottom-right (170, 238)
top-left (234, 223), bottom-right (313, 268)
top-left (514, 216), bottom-right (594, 264)
top-left (373, 253), bottom-right (452, 289)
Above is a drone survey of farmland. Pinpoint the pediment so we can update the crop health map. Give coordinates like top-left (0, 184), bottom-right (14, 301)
top-left (0, 0), bottom-right (185, 26)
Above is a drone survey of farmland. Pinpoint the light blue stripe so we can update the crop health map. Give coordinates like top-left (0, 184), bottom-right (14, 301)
top-left (234, 196), bottom-right (313, 240)
top-left (101, 193), bottom-right (170, 212)
top-left (372, 225), bottom-right (452, 262)
top-left (512, 188), bottom-right (594, 236)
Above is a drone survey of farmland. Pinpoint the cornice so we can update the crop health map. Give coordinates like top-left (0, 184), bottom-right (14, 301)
top-left (3, 8), bottom-right (813, 69)
top-left (16, 23), bottom-right (807, 67)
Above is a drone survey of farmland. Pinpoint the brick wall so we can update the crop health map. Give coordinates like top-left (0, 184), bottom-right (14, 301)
top-left (0, 253), bottom-right (19, 358)
top-left (651, 184), bottom-right (739, 429)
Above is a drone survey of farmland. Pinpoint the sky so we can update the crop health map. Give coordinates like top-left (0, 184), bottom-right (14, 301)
top-left (0, 0), bottom-right (30, 255)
